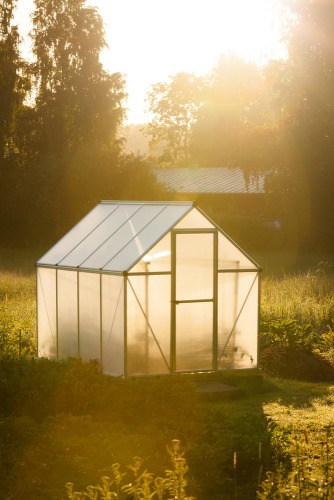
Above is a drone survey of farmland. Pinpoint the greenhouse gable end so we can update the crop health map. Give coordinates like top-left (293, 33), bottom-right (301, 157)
top-left (37, 201), bottom-right (260, 376)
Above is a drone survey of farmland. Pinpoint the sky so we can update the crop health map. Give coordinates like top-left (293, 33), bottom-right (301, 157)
top-left (15, 0), bottom-right (287, 124)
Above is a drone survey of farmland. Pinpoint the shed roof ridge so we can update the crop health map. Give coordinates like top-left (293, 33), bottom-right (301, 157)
top-left (100, 200), bottom-right (194, 205)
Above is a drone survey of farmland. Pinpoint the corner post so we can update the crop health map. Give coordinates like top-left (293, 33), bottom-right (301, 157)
top-left (213, 230), bottom-right (218, 371)
top-left (123, 272), bottom-right (128, 377)
top-left (56, 268), bottom-right (59, 361)
top-left (170, 232), bottom-right (176, 373)
top-left (100, 273), bottom-right (103, 371)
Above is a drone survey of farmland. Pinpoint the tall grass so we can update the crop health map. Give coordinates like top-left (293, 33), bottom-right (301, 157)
top-left (0, 270), bottom-right (36, 357)
top-left (261, 267), bottom-right (334, 334)
top-left (260, 267), bottom-right (334, 379)
top-left (1, 263), bottom-right (334, 360)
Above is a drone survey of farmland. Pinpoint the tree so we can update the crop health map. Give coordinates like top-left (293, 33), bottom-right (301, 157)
top-left (0, 0), bottom-right (167, 248)
top-left (146, 73), bottom-right (204, 166)
top-left (190, 55), bottom-right (277, 176)
top-left (0, 0), bottom-right (30, 160)
top-left (31, 0), bottom-right (126, 157)
top-left (268, 0), bottom-right (334, 247)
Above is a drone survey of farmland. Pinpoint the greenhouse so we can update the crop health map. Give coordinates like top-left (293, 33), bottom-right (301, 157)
top-left (36, 201), bottom-right (260, 376)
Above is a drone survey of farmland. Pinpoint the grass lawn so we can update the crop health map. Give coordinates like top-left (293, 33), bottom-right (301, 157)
top-left (0, 361), bottom-right (333, 499)
top-left (0, 250), bottom-right (334, 499)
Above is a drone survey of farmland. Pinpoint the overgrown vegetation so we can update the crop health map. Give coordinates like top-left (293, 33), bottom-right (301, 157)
top-left (68, 427), bottom-right (334, 499)
top-left (260, 264), bottom-right (334, 379)
top-left (257, 427), bottom-right (334, 498)
top-left (66, 439), bottom-right (194, 500)
top-left (0, 0), bottom-right (164, 249)
top-left (0, 270), bottom-right (36, 358)
top-left (1, 261), bottom-right (334, 498)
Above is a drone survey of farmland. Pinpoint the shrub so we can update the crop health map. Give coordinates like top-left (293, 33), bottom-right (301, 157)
top-left (260, 315), bottom-right (314, 352)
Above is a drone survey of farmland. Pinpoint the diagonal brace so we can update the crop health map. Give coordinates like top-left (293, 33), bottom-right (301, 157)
top-left (128, 278), bottom-right (170, 371)
top-left (218, 273), bottom-right (258, 363)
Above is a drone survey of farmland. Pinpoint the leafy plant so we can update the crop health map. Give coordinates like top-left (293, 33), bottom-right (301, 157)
top-left (257, 426), bottom-right (334, 499)
top-left (65, 439), bottom-right (194, 500)
top-left (260, 315), bottom-right (314, 351)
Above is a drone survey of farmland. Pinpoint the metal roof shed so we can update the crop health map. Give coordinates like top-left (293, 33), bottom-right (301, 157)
top-left (36, 201), bottom-right (260, 376)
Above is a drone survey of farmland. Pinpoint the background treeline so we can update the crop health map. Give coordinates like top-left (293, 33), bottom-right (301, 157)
top-left (145, 0), bottom-right (334, 252)
top-left (0, 0), bottom-right (163, 249)
top-left (1, 0), bottom-right (334, 252)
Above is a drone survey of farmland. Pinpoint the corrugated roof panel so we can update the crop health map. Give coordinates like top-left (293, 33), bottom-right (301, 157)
top-left (59, 204), bottom-right (141, 268)
top-left (37, 201), bottom-right (193, 272)
top-left (153, 167), bottom-right (265, 194)
top-left (104, 204), bottom-right (192, 271)
top-left (81, 204), bottom-right (167, 270)
top-left (37, 203), bottom-right (118, 266)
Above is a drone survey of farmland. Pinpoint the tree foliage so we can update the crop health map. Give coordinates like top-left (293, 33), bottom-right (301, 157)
top-left (0, 0), bottom-right (162, 249)
top-left (146, 72), bottom-right (204, 166)
top-left (191, 55), bottom-right (277, 176)
top-left (0, 0), bottom-right (30, 160)
top-left (145, 3), bottom-right (334, 249)
top-left (31, 0), bottom-right (126, 156)
top-left (267, 0), bottom-right (334, 247)
top-left (1, 0), bottom-right (334, 250)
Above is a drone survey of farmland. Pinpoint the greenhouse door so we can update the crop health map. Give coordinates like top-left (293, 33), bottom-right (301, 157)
top-left (171, 230), bottom-right (217, 372)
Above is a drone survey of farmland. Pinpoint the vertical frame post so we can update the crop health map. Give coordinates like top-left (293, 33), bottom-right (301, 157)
top-left (36, 268), bottom-right (39, 357)
top-left (170, 232), bottom-right (176, 373)
top-left (56, 268), bottom-right (59, 361)
top-left (144, 264), bottom-right (149, 374)
top-left (257, 272), bottom-right (261, 369)
top-left (100, 273), bottom-right (103, 371)
top-left (77, 270), bottom-right (80, 357)
top-left (212, 231), bottom-right (218, 371)
top-left (123, 274), bottom-right (128, 377)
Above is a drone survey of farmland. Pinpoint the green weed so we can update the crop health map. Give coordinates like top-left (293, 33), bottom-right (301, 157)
top-left (66, 440), bottom-right (194, 500)
top-left (257, 426), bottom-right (334, 499)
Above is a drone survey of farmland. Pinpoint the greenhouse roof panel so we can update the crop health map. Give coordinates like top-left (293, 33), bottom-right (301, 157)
top-left (37, 201), bottom-right (193, 271)
top-left (104, 204), bottom-right (194, 272)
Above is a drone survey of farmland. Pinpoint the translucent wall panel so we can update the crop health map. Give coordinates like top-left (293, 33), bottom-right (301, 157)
top-left (102, 275), bottom-right (124, 375)
top-left (130, 234), bottom-right (171, 273)
top-left (79, 272), bottom-right (100, 362)
top-left (176, 302), bottom-right (213, 371)
top-left (175, 233), bottom-right (213, 301)
top-left (217, 272), bottom-right (258, 370)
top-left (57, 270), bottom-right (78, 359)
top-left (60, 204), bottom-right (139, 268)
top-left (218, 233), bottom-right (258, 270)
top-left (174, 208), bottom-right (214, 229)
top-left (127, 275), bottom-right (170, 375)
top-left (104, 205), bottom-right (192, 272)
top-left (37, 268), bottom-right (57, 358)
top-left (232, 275), bottom-right (258, 369)
top-left (38, 204), bottom-right (117, 265)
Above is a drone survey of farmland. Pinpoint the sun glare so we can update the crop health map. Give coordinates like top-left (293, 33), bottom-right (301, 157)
top-left (16, 0), bottom-right (287, 123)
top-left (94, 0), bottom-right (287, 122)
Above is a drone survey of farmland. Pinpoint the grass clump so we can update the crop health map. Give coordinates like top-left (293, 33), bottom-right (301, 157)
top-left (0, 270), bottom-right (36, 357)
top-left (261, 265), bottom-right (334, 336)
top-left (260, 266), bottom-right (334, 380)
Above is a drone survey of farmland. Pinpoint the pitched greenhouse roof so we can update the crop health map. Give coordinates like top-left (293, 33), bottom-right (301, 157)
top-left (37, 201), bottom-right (193, 272)
top-left (153, 167), bottom-right (265, 194)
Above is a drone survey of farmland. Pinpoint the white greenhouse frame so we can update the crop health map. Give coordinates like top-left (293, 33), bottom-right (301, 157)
top-left (36, 201), bottom-right (261, 376)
